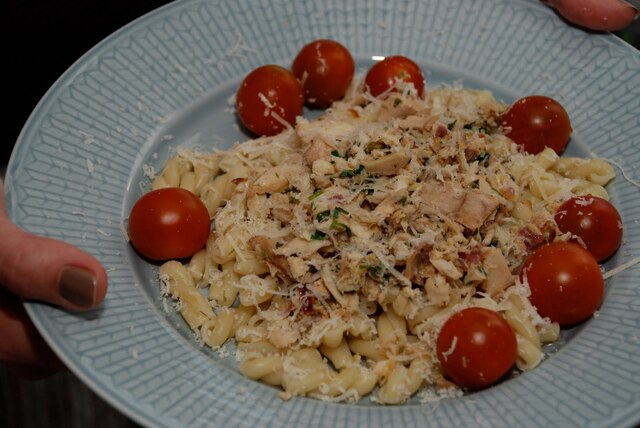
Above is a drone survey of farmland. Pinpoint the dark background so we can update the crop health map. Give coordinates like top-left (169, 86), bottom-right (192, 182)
top-left (1, 1), bottom-right (638, 427)
top-left (3, 0), bottom-right (173, 169)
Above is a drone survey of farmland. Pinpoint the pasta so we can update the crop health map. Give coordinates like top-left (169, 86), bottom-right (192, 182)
top-left (154, 80), bottom-right (614, 403)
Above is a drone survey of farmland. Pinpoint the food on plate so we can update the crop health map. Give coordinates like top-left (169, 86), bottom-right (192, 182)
top-left (364, 55), bottom-right (425, 97)
top-left (131, 45), bottom-right (620, 403)
top-left (236, 65), bottom-right (304, 136)
top-left (498, 95), bottom-right (573, 154)
top-left (554, 195), bottom-right (623, 261)
top-left (436, 307), bottom-right (517, 390)
top-left (128, 188), bottom-right (210, 261)
top-left (292, 39), bottom-right (355, 107)
top-left (520, 241), bottom-right (605, 326)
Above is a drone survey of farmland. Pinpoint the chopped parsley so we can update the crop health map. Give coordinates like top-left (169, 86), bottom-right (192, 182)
top-left (288, 195), bottom-right (300, 204)
top-left (310, 230), bottom-right (327, 240)
top-left (316, 210), bottom-right (331, 222)
top-left (330, 207), bottom-right (352, 236)
top-left (339, 164), bottom-right (365, 178)
top-left (331, 150), bottom-right (348, 159)
top-left (364, 263), bottom-right (385, 278)
top-left (308, 189), bottom-right (325, 201)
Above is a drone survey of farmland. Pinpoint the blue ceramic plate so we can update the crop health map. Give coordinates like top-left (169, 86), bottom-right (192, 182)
top-left (6, 0), bottom-right (640, 426)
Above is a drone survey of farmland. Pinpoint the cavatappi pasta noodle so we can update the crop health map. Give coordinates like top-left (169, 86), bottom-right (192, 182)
top-left (152, 80), bottom-right (614, 403)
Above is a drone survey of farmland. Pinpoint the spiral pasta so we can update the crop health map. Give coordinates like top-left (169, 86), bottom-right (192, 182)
top-left (153, 82), bottom-right (614, 403)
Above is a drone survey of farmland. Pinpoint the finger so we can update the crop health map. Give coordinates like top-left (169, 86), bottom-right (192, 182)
top-left (0, 179), bottom-right (108, 310)
top-left (546, 0), bottom-right (638, 31)
top-left (0, 287), bottom-right (66, 373)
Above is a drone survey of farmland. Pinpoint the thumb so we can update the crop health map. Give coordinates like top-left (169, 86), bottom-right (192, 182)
top-left (0, 179), bottom-right (108, 309)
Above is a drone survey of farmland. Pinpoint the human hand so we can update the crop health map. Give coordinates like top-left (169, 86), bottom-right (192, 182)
top-left (545, 0), bottom-right (638, 31)
top-left (0, 178), bottom-right (108, 379)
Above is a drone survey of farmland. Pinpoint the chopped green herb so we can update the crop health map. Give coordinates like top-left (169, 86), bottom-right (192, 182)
top-left (489, 238), bottom-right (499, 247)
top-left (310, 230), bottom-right (327, 240)
top-left (329, 206), bottom-right (352, 236)
top-left (316, 210), bottom-right (331, 222)
top-left (330, 150), bottom-right (342, 158)
top-left (308, 189), bottom-right (325, 201)
top-left (339, 165), bottom-right (365, 178)
top-left (399, 196), bottom-right (408, 205)
top-left (330, 219), bottom-right (352, 236)
top-left (447, 120), bottom-right (457, 131)
top-left (288, 195), bottom-right (300, 204)
top-left (477, 265), bottom-right (487, 276)
top-left (332, 207), bottom-right (349, 218)
top-left (463, 123), bottom-right (474, 130)
top-left (275, 242), bottom-right (283, 249)
top-left (393, 98), bottom-right (402, 107)
top-left (364, 263), bottom-right (385, 278)
top-left (479, 127), bottom-right (489, 134)
top-left (470, 179), bottom-right (480, 189)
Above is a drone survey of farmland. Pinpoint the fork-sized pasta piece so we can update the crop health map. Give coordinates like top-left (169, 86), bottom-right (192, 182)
top-left (239, 341), bottom-right (285, 386)
top-left (201, 308), bottom-right (235, 347)
top-left (317, 366), bottom-right (378, 399)
top-left (377, 308), bottom-right (408, 346)
top-left (160, 261), bottom-right (214, 329)
top-left (376, 359), bottom-right (426, 404)
top-left (281, 348), bottom-right (333, 397)
top-left (319, 339), bottom-right (357, 370)
top-left (552, 157), bottom-right (615, 186)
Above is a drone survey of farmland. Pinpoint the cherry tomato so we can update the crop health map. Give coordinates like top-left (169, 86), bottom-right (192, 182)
top-left (555, 195), bottom-right (623, 262)
top-left (436, 307), bottom-right (517, 390)
top-left (292, 39), bottom-right (355, 108)
top-left (521, 241), bottom-right (604, 326)
top-left (236, 65), bottom-right (304, 136)
top-left (364, 55), bottom-right (425, 97)
top-left (128, 188), bottom-right (210, 261)
top-left (499, 95), bottom-right (572, 155)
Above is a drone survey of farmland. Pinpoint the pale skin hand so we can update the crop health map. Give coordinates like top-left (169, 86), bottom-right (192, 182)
top-left (0, 178), bottom-right (108, 379)
top-left (1, 0), bottom-right (636, 382)
top-left (546, 0), bottom-right (638, 31)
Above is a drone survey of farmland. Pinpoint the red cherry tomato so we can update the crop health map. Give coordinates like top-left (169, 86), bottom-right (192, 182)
top-left (292, 39), bottom-right (355, 108)
top-left (499, 95), bottom-right (572, 155)
top-left (555, 195), bottom-right (623, 262)
top-left (236, 65), bottom-right (304, 136)
top-left (521, 241), bottom-right (604, 326)
top-left (364, 55), bottom-right (425, 97)
top-left (436, 307), bottom-right (517, 390)
top-left (128, 188), bottom-right (210, 261)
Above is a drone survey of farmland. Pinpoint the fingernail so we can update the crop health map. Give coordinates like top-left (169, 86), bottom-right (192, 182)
top-left (58, 266), bottom-right (97, 308)
top-left (621, 1), bottom-right (639, 18)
